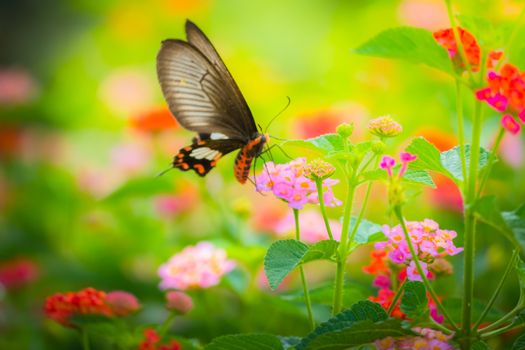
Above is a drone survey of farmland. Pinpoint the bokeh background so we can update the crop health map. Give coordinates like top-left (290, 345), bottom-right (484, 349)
top-left (1, 0), bottom-right (525, 348)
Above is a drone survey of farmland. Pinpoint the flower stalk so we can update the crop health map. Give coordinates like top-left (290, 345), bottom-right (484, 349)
top-left (294, 209), bottom-right (315, 330)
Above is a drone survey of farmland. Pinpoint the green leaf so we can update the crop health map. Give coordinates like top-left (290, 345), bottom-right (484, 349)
top-left (458, 15), bottom-right (507, 51)
top-left (347, 217), bottom-right (385, 252)
top-left (302, 240), bottom-right (339, 264)
top-left (205, 334), bottom-right (284, 350)
top-left (281, 282), bottom-right (370, 307)
top-left (400, 281), bottom-right (428, 318)
top-left (304, 319), bottom-right (412, 350)
top-left (265, 240), bottom-right (309, 290)
top-left (284, 134), bottom-right (344, 155)
top-left (355, 27), bottom-right (454, 75)
top-left (406, 137), bottom-right (450, 175)
top-left (440, 145), bottom-right (491, 182)
top-left (472, 340), bottom-right (492, 350)
top-left (264, 240), bottom-right (338, 290)
top-left (473, 196), bottom-right (520, 248)
top-left (502, 203), bottom-right (525, 252)
top-left (296, 300), bottom-right (387, 350)
top-left (512, 333), bottom-right (525, 350)
top-left (279, 336), bottom-right (301, 350)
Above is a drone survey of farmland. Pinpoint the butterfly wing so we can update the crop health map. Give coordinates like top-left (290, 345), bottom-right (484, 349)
top-left (174, 137), bottom-right (245, 176)
top-left (184, 20), bottom-right (258, 136)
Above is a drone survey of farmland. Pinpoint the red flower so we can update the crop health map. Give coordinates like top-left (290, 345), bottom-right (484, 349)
top-left (131, 107), bottom-right (177, 133)
top-left (139, 328), bottom-right (182, 350)
top-left (0, 257), bottom-right (39, 289)
top-left (44, 287), bottom-right (140, 327)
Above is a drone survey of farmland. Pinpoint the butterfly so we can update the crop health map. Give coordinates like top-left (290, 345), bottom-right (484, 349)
top-left (156, 20), bottom-right (269, 184)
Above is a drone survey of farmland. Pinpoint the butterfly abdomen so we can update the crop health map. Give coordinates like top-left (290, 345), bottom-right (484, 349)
top-left (234, 133), bottom-right (268, 183)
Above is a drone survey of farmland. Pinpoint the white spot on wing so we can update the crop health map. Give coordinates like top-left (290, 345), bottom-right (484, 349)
top-left (190, 147), bottom-right (220, 160)
top-left (210, 133), bottom-right (228, 140)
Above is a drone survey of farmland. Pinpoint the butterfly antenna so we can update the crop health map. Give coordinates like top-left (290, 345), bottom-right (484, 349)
top-left (264, 96), bottom-right (291, 134)
top-left (273, 144), bottom-right (294, 160)
top-left (156, 166), bottom-right (174, 177)
top-left (269, 135), bottom-right (289, 142)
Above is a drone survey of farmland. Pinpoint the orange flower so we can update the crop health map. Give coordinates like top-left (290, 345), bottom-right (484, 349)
top-left (131, 107), bottom-right (177, 133)
top-left (433, 27), bottom-right (480, 71)
top-left (362, 250), bottom-right (389, 275)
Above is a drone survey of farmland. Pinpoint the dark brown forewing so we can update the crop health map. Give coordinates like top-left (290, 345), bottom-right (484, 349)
top-left (185, 20), bottom-right (257, 135)
top-left (157, 39), bottom-right (248, 139)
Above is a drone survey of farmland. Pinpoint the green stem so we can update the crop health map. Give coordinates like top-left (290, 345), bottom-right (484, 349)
top-left (461, 100), bottom-right (484, 349)
top-left (159, 312), bottom-right (177, 338)
top-left (473, 250), bottom-right (518, 331)
top-left (479, 302), bottom-right (524, 335)
top-left (455, 78), bottom-right (468, 193)
top-left (82, 328), bottom-right (90, 350)
top-left (294, 209), bottom-right (315, 330)
top-left (315, 179), bottom-right (334, 240)
top-left (445, 0), bottom-right (475, 83)
top-left (394, 206), bottom-right (458, 331)
top-left (480, 322), bottom-right (523, 339)
top-left (332, 180), bottom-right (356, 315)
top-left (347, 156), bottom-right (379, 250)
top-left (431, 317), bottom-right (455, 335)
top-left (477, 127), bottom-right (504, 197)
top-left (387, 279), bottom-right (405, 316)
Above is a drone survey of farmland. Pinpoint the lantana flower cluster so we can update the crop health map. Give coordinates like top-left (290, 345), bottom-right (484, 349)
top-left (158, 241), bottom-right (235, 290)
top-left (433, 27), bottom-right (502, 72)
top-left (376, 219), bottom-right (463, 281)
top-left (476, 63), bottom-right (525, 134)
top-left (255, 158), bottom-right (341, 209)
top-left (44, 287), bottom-right (140, 326)
top-left (368, 115), bottom-right (403, 138)
top-left (376, 327), bottom-right (456, 350)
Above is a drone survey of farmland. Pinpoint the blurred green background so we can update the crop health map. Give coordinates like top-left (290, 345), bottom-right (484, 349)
top-left (1, 0), bottom-right (524, 348)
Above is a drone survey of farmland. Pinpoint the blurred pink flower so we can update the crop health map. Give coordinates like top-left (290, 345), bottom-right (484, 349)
top-left (158, 242), bottom-right (236, 290)
top-left (154, 184), bottom-right (198, 217)
top-left (0, 257), bottom-right (39, 289)
top-left (274, 209), bottom-right (342, 243)
top-left (165, 291), bottom-right (193, 314)
top-left (110, 141), bottom-right (151, 175)
top-left (499, 132), bottom-right (524, 168)
top-left (255, 158), bottom-right (341, 210)
top-left (0, 68), bottom-right (38, 105)
top-left (376, 327), bottom-right (455, 350)
top-left (105, 291), bottom-right (141, 316)
top-left (397, 0), bottom-right (448, 29)
top-left (98, 68), bottom-right (154, 115)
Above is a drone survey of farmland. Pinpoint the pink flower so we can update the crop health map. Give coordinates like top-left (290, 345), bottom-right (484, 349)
top-left (373, 275), bottom-right (391, 289)
top-left (255, 158), bottom-right (341, 210)
top-left (158, 242), bottom-right (236, 290)
top-left (165, 291), bottom-right (193, 314)
top-left (379, 156), bottom-right (396, 177)
top-left (501, 114), bottom-right (521, 134)
top-left (274, 209), bottom-right (342, 243)
top-left (407, 260), bottom-right (429, 282)
top-left (0, 257), bottom-right (39, 289)
top-left (105, 291), bottom-right (141, 316)
top-left (399, 151), bottom-right (417, 177)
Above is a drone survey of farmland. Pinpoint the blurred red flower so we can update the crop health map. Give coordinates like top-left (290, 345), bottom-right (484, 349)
top-left (139, 328), bottom-right (182, 350)
top-left (0, 257), bottom-right (39, 289)
top-left (44, 287), bottom-right (140, 327)
top-left (292, 104), bottom-right (367, 139)
top-left (0, 125), bottom-right (24, 157)
top-left (131, 107), bottom-right (177, 133)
